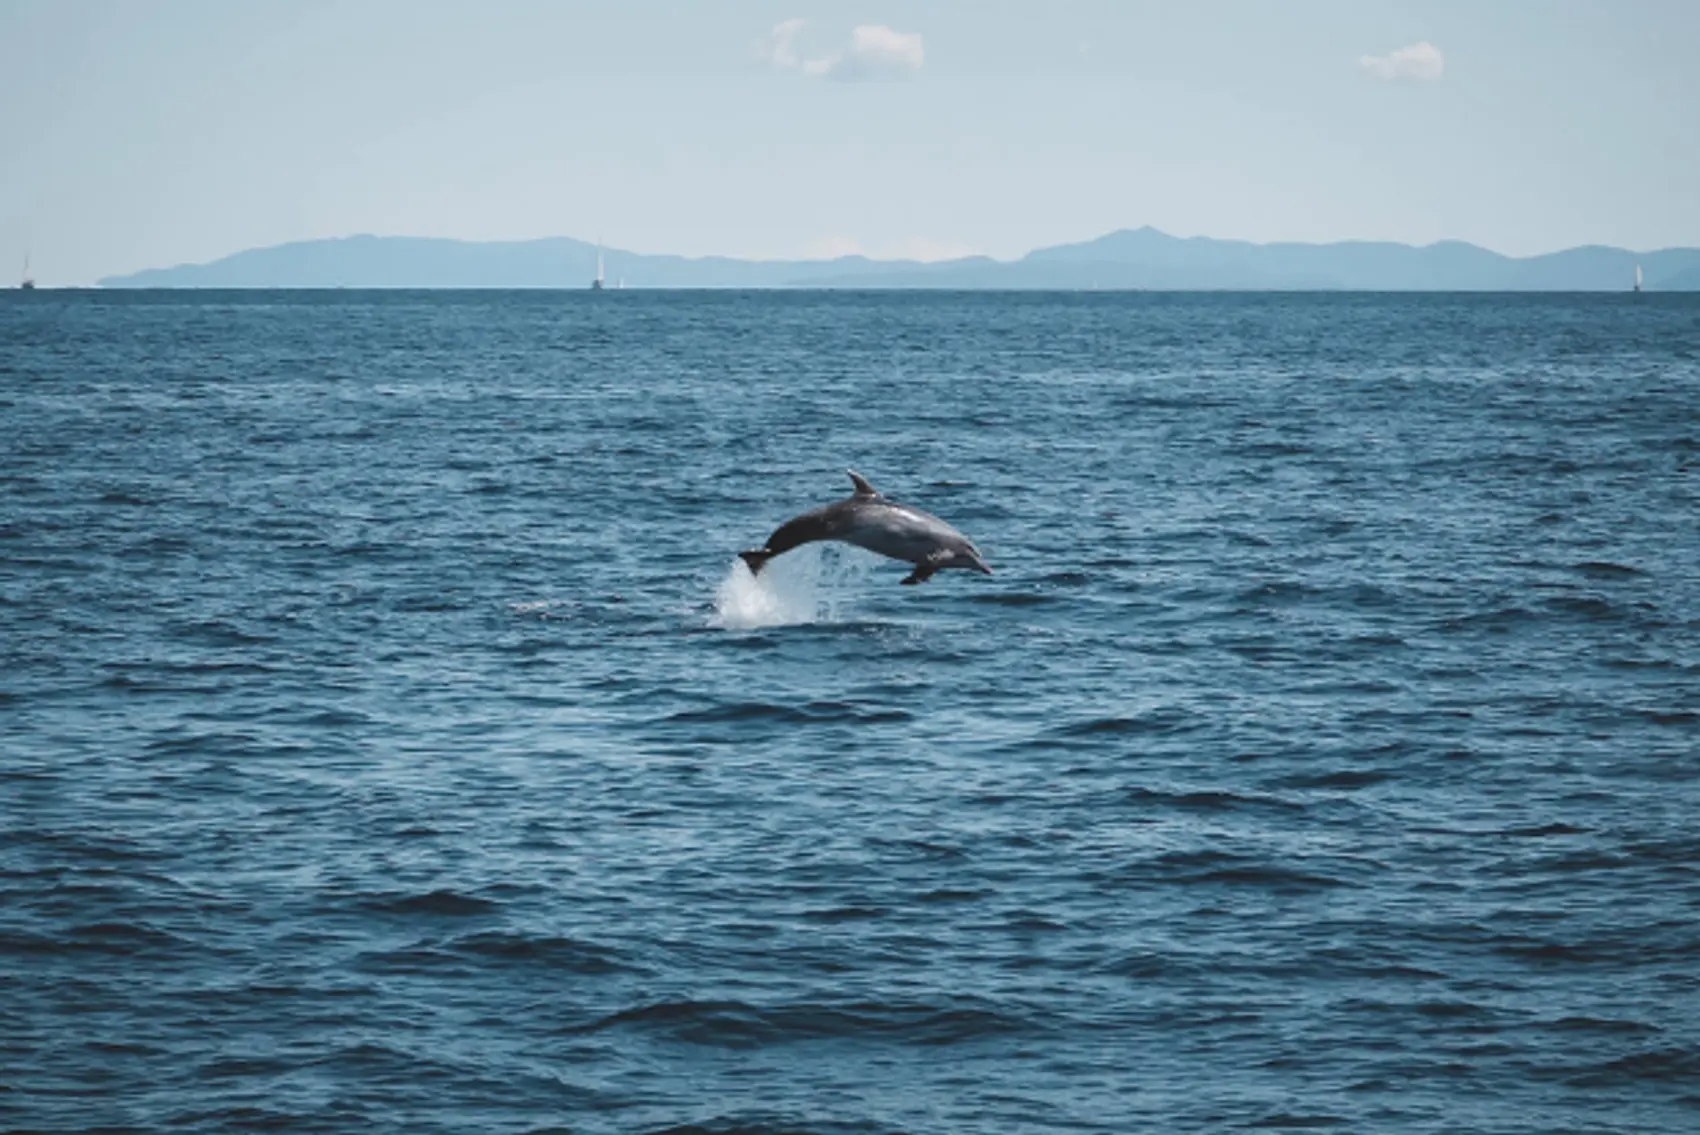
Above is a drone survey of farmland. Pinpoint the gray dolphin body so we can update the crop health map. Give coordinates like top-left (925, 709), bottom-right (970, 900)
top-left (739, 471), bottom-right (992, 586)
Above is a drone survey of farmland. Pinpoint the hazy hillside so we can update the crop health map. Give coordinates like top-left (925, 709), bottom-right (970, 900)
top-left (98, 230), bottom-right (1700, 290)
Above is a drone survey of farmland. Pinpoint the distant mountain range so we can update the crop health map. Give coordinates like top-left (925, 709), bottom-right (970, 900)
top-left (98, 228), bottom-right (1700, 291)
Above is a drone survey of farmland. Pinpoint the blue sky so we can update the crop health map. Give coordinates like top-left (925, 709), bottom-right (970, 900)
top-left (3, 0), bottom-right (1698, 285)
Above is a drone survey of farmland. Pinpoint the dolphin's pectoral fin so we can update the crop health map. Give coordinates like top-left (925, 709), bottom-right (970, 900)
top-left (847, 470), bottom-right (880, 498)
top-left (902, 547), bottom-right (956, 585)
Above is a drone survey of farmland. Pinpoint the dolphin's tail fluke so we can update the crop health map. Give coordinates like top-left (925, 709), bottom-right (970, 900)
top-left (739, 549), bottom-right (775, 575)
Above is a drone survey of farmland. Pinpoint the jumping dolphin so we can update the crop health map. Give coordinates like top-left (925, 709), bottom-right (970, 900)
top-left (739, 470), bottom-right (993, 586)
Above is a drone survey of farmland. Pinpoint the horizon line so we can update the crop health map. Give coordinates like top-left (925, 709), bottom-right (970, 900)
top-left (29, 285), bottom-right (1690, 295)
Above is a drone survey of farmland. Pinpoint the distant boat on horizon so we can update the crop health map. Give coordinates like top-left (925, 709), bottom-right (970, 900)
top-left (1634, 263), bottom-right (1643, 293)
top-left (592, 243), bottom-right (604, 291)
top-left (19, 252), bottom-right (35, 290)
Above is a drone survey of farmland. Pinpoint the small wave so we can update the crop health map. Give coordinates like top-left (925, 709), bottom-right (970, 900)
top-left (1543, 594), bottom-right (1636, 623)
top-left (1244, 1114), bottom-right (1350, 1129)
top-left (799, 905), bottom-right (887, 923)
top-left (160, 659), bottom-right (276, 677)
top-left (168, 1106), bottom-right (311, 1129)
top-left (915, 887), bottom-right (991, 903)
top-left (64, 920), bottom-right (193, 955)
top-left (1437, 606), bottom-right (1538, 633)
top-left (1409, 999), bottom-right (1500, 1020)
top-left (867, 837), bottom-right (970, 861)
top-left (1236, 580), bottom-right (1319, 606)
top-left (1540, 1016), bottom-right (1662, 1035)
top-left (451, 930), bottom-right (639, 974)
top-left (1238, 442), bottom-right (1315, 459)
top-left (197, 1054), bottom-right (299, 1079)
top-left (969, 591), bottom-right (1052, 606)
top-left (571, 996), bottom-right (1035, 1047)
top-left (1123, 785), bottom-right (1304, 813)
top-left (664, 701), bottom-right (910, 725)
top-left (1571, 561), bottom-right (1645, 579)
top-left (1560, 1047), bottom-right (1700, 1088)
top-left (368, 889), bottom-right (499, 917)
top-left (355, 943), bottom-right (466, 975)
top-left (1275, 769), bottom-right (1394, 790)
top-left (646, 1117), bottom-right (898, 1135)
top-left (298, 708), bottom-right (372, 728)
top-left (1497, 822), bottom-right (1590, 838)
top-left (1090, 950), bottom-right (1195, 979)
top-left (1624, 834), bottom-right (1700, 863)
top-left (96, 489), bottom-right (153, 506)
top-left (1492, 938), bottom-right (1616, 966)
top-left (1052, 710), bottom-right (1196, 737)
top-left (1123, 850), bottom-right (1356, 892)
top-left (1188, 865), bottom-right (1351, 892)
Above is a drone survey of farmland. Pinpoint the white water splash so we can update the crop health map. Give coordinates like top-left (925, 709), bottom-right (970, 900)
top-left (710, 545), bottom-right (877, 629)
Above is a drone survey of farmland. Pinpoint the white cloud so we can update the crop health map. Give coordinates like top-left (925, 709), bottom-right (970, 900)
top-left (759, 21), bottom-right (924, 81)
top-left (756, 19), bottom-right (804, 69)
top-left (816, 25), bottom-right (925, 80)
top-left (1358, 41), bottom-right (1444, 82)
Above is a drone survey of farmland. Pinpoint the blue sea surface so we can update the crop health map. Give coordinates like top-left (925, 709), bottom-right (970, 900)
top-left (3, 290), bottom-right (1698, 1133)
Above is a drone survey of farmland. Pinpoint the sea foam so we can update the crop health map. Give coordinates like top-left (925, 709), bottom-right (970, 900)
top-left (710, 545), bottom-right (875, 629)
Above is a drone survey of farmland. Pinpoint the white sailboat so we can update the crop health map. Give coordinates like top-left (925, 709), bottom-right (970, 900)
top-left (19, 252), bottom-right (35, 290)
top-left (1633, 263), bottom-right (1643, 293)
top-left (592, 243), bottom-right (604, 291)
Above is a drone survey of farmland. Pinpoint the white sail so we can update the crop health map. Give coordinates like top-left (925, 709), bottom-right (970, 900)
top-left (1634, 263), bottom-right (1643, 291)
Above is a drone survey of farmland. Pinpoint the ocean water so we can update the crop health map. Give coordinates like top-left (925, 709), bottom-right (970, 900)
top-left (2, 289), bottom-right (1697, 1134)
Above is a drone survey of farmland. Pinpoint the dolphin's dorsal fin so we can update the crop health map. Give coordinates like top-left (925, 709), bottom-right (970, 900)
top-left (847, 469), bottom-right (880, 498)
